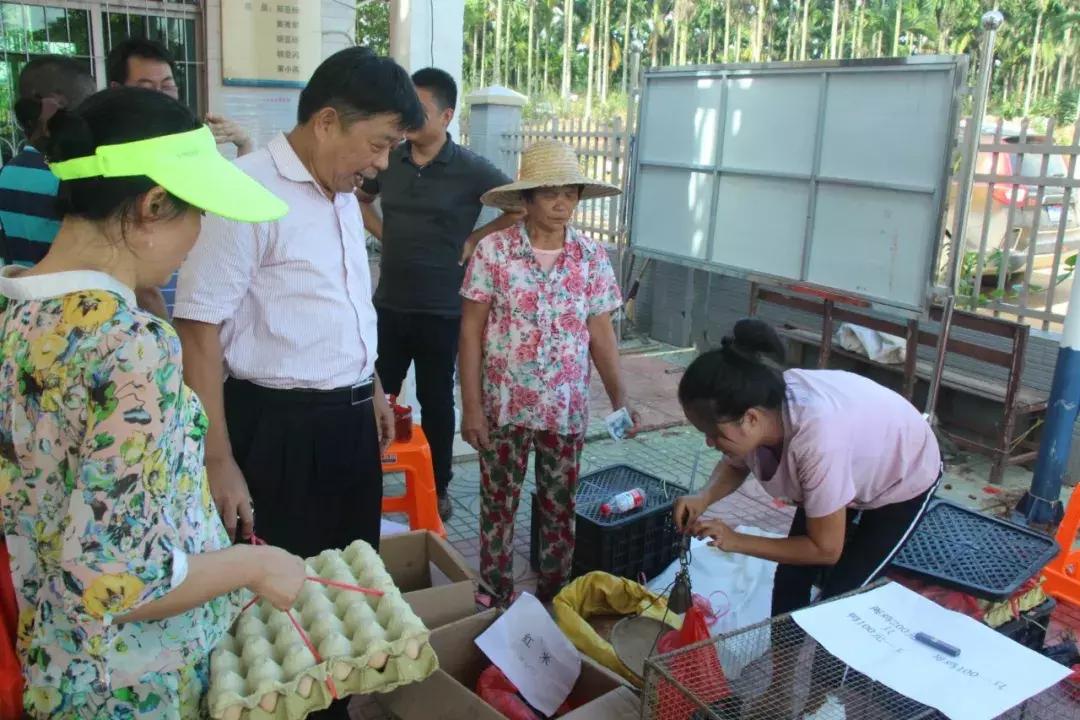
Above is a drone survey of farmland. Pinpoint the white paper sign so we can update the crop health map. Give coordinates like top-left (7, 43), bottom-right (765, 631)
top-left (475, 593), bottom-right (582, 716)
top-left (792, 582), bottom-right (1071, 720)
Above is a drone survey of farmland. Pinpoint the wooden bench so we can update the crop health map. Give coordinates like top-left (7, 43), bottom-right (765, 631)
top-left (749, 283), bottom-right (1048, 484)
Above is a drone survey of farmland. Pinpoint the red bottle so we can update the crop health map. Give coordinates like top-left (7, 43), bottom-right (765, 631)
top-left (599, 488), bottom-right (645, 517)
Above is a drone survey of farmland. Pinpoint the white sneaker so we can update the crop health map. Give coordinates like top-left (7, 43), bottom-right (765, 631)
top-left (802, 694), bottom-right (845, 720)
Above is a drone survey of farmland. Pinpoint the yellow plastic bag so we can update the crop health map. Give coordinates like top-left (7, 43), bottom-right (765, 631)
top-left (552, 571), bottom-right (682, 686)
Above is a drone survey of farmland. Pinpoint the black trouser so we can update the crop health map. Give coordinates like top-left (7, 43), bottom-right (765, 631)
top-left (224, 378), bottom-right (384, 557)
top-left (375, 307), bottom-right (460, 496)
top-left (768, 483), bottom-right (937, 717)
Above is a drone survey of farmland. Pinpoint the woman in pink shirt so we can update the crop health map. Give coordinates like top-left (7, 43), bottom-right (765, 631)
top-left (674, 318), bottom-right (941, 613)
top-left (674, 319), bottom-right (940, 715)
top-left (459, 141), bottom-right (638, 606)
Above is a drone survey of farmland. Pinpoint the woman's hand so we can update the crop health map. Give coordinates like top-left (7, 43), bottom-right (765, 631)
top-left (692, 518), bottom-right (740, 552)
top-left (461, 407), bottom-right (491, 451)
top-left (248, 545), bottom-right (307, 611)
top-left (673, 493), bottom-right (710, 533)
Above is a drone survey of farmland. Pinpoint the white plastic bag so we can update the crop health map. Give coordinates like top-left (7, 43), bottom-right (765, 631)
top-left (834, 323), bottom-right (906, 365)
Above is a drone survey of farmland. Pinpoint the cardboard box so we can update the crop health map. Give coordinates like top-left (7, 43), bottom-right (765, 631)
top-left (380, 610), bottom-right (638, 720)
top-left (380, 531), bottom-right (477, 629)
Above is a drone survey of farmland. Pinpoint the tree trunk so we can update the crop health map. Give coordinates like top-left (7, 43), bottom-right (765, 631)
top-left (562, 0), bottom-right (574, 97)
top-left (472, 27), bottom-right (480, 85)
top-left (680, 1), bottom-right (691, 64)
top-left (671, 1), bottom-right (680, 65)
top-left (707, 1), bottom-right (716, 62)
top-left (1003, 74), bottom-right (1010, 105)
top-left (505, 2), bottom-right (513, 84)
top-left (526, 1), bottom-right (535, 94)
top-left (622, 0), bottom-right (632, 94)
top-left (800, 0), bottom-right (810, 59)
top-left (785, 2), bottom-right (794, 61)
top-left (875, 30), bottom-right (882, 57)
top-left (1056, 27), bottom-right (1072, 100)
top-left (724, 0), bottom-right (732, 62)
top-left (586, 0), bottom-right (596, 117)
top-left (544, 40), bottom-right (550, 93)
top-left (602, 0), bottom-right (611, 101)
top-left (1024, 3), bottom-right (1045, 116)
top-left (831, 0), bottom-right (842, 59)
top-left (480, 15), bottom-right (488, 86)
top-left (754, 0), bottom-right (765, 62)
top-left (651, 0), bottom-right (661, 66)
top-left (494, 0), bottom-right (503, 84)
top-left (853, 0), bottom-right (864, 59)
top-left (892, 0), bottom-right (902, 56)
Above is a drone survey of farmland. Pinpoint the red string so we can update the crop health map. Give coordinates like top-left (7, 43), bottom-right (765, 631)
top-left (305, 576), bottom-right (384, 597)
top-left (284, 605), bottom-right (339, 700)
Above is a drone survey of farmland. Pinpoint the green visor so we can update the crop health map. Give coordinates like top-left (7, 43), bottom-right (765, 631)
top-left (49, 126), bottom-right (288, 223)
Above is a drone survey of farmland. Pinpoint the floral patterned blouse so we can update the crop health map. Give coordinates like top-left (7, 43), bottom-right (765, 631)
top-left (0, 268), bottom-right (241, 719)
top-left (461, 223), bottom-right (622, 435)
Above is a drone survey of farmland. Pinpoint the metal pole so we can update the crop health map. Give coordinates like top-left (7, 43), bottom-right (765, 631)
top-left (616, 47), bottom-right (642, 342)
top-left (924, 11), bottom-right (1003, 424)
top-left (1019, 274), bottom-right (1080, 525)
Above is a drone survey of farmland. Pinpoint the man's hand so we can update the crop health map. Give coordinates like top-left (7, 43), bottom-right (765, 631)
top-left (459, 208), bottom-right (525, 265)
top-left (206, 113), bottom-right (254, 155)
top-left (207, 455), bottom-right (254, 541)
top-left (461, 407), bottom-right (491, 451)
top-left (374, 391), bottom-right (396, 454)
top-left (692, 518), bottom-right (740, 552)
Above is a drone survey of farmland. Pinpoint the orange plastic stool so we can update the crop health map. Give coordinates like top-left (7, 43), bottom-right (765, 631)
top-left (0, 542), bottom-right (23, 719)
top-left (381, 426), bottom-right (446, 538)
top-left (1043, 488), bottom-right (1080, 606)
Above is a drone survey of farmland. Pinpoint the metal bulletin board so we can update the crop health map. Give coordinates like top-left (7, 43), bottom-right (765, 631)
top-left (628, 57), bottom-right (967, 315)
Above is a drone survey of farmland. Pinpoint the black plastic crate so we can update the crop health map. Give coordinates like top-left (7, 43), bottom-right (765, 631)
top-left (891, 499), bottom-right (1059, 600)
top-left (529, 464), bottom-right (687, 582)
top-left (994, 597), bottom-right (1056, 651)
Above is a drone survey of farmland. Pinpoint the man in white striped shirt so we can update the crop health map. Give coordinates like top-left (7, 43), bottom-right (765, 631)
top-left (173, 51), bottom-right (424, 616)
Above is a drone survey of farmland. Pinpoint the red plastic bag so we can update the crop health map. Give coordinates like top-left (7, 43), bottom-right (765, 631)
top-left (476, 665), bottom-right (578, 720)
top-left (655, 605), bottom-right (738, 720)
top-left (0, 542), bottom-right (23, 720)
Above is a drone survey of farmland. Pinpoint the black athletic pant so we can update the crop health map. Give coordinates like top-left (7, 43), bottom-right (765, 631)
top-left (768, 483), bottom-right (938, 717)
top-left (772, 483), bottom-right (938, 615)
top-left (375, 307), bottom-right (460, 496)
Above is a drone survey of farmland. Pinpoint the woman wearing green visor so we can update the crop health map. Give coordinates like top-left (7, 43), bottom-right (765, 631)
top-left (0, 87), bottom-right (306, 718)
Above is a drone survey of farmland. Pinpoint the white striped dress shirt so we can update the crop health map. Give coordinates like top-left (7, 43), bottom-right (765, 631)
top-left (174, 133), bottom-right (377, 390)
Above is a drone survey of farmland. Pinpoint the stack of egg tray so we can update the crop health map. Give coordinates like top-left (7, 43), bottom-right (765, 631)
top-left (208, 540), bottom-right (439, 719)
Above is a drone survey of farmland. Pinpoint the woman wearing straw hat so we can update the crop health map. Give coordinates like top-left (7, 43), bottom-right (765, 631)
top-left (0, 87), bottom-right (305, 718)
top-left (460, 140), bottom-right (640, 605)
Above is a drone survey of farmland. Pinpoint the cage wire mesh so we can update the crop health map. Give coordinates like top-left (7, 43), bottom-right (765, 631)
top-left (641, 583), bottom-right (1079, 720)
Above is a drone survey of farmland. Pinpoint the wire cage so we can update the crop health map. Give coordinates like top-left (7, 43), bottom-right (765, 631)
top-left (641, 585), bottom-right (1079, 720)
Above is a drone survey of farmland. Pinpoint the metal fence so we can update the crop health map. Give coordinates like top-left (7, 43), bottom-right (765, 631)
top-left (498, 116), bottom-right (631, 245)
top-left (948, 116), bottom-right (1080, 333)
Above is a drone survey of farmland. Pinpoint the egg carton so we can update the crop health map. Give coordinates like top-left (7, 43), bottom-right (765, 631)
top-left (208, 540), bottom-right (439, 720)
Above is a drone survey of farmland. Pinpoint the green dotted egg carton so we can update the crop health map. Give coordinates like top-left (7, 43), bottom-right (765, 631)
top-left (208, 540), bottom-right (439, 720)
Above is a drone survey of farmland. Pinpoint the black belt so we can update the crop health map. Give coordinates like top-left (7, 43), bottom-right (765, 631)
top-left (226, 378), bottom-right (375, 406)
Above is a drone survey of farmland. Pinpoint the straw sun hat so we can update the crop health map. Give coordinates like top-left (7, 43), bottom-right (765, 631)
top-left (481, 139), bottom-right (622, 210)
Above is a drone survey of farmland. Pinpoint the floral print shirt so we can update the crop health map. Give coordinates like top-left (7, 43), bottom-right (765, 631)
top-left (461, 223), bottom-right (622, 435)
top-left (0, 268), bottom-right (241, 718)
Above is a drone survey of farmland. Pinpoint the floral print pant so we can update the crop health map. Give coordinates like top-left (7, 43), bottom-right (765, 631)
top-left (479, 426), bottom-right (585, 606)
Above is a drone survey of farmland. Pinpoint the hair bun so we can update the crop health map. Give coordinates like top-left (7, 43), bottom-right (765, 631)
top-left (731, 318), bottom-right (786, 365)
top-left (44, 108), bottom-right (95, 163)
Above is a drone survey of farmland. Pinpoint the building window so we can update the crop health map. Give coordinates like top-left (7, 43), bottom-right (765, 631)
top-left (0, 1), bottom-right (202, 164)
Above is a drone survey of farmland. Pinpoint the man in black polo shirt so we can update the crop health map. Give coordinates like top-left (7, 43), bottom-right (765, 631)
top-left (359, 67), bottom-right (520, 520)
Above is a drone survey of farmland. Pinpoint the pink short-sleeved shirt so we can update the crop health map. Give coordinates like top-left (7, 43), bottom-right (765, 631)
top-left (461, 223), bottom-right (622, 435)
top-left (734, 369), bottom-right (941, 518)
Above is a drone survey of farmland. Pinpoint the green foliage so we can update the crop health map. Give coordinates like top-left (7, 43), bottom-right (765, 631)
top-left (355, 0), bottom-right (390, 55)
